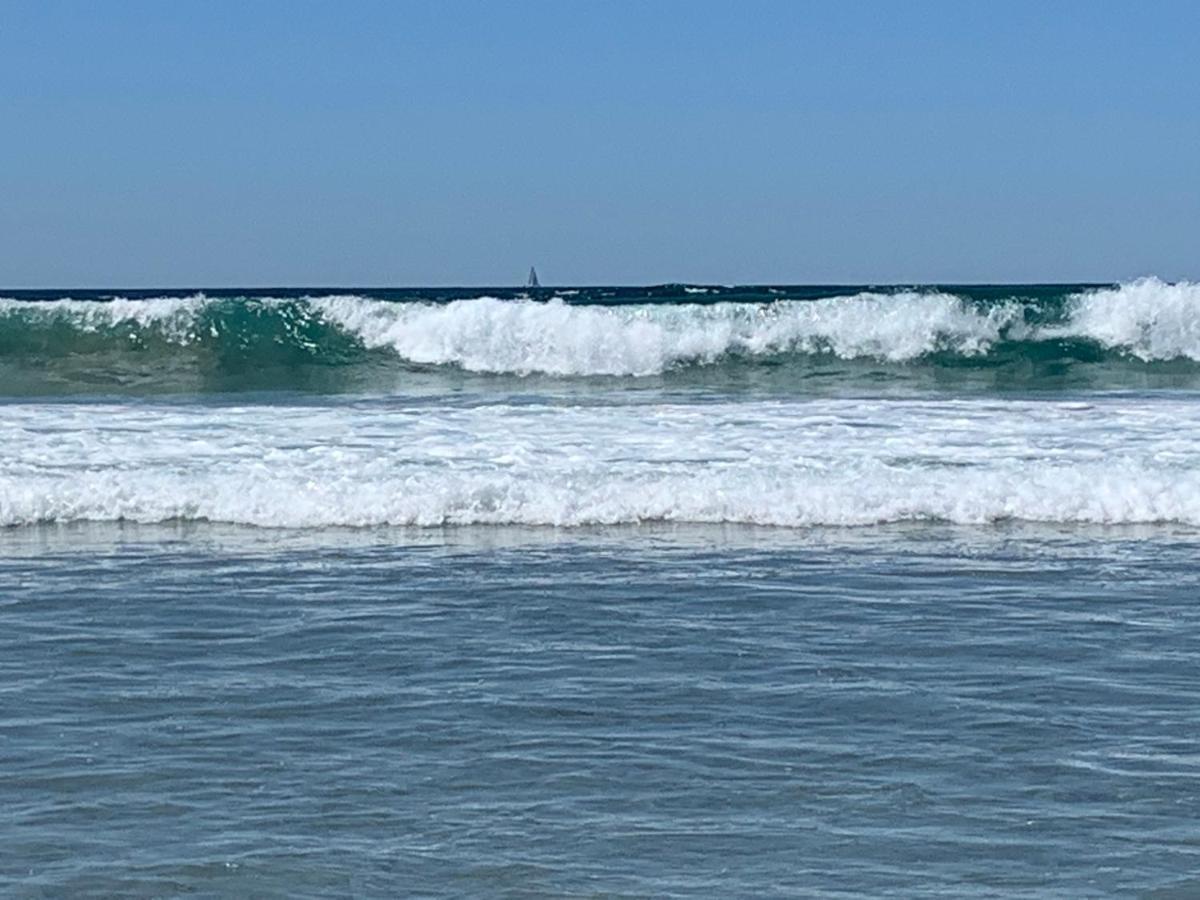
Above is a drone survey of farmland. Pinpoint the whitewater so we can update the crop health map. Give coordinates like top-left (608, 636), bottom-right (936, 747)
top-left (1, 278), bottom-right (1199, 382)
top-left (310, 277), bottom-right (1200, 371)
top-left (2, 395), bottom-right (1197, 528)
top-left (2, 277), bottom-right (1200, 529)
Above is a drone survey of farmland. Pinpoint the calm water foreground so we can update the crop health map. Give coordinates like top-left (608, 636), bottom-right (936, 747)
top-left (2, 522), bottom-right (1198, 898)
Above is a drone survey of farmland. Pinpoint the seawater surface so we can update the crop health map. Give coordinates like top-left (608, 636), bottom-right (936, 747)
top-left (3, 281), bottom-right (1200, 897)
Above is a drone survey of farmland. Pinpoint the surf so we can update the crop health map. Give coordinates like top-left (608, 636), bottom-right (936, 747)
top-left (0, 278), bottom-right (1196, 393)
top-left (3, 395), bottom-right (1200, 529)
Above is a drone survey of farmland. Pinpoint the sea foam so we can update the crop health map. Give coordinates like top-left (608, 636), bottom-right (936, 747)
top-left (1052, 277), bottom-right (1200, 361)
top-left (0, 293), bottom-right (215, 335)
top-left (0, 278), bottom-right (1198, 376)
top-left (3, 397), bottom-right (1198, 528)
top-left (310, 291), bottom-right (1019, 375)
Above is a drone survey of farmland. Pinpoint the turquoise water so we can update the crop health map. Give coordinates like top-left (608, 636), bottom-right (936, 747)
top-left (1, 280), bottom-right (1199, 397)
top-left (3, 282), bottom-right (1200, 896)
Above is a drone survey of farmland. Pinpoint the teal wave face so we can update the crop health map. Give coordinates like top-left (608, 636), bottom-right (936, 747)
top-left (0, 279), bottom-right (1198, 396)
top-left (0, 296), bottom-right (382, 394)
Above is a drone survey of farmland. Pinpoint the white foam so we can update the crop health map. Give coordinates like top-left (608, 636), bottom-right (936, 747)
top-left (0, 294), bottom-right (215, 337)
top-left (311, 292), bottom-right (1020, 375)
top-left (1051, 277), bottom-right (1200, 361)
top-left (3, 396), bottom-right (1199, 528)
top-left (2, 278), bottom-right (1199, 373)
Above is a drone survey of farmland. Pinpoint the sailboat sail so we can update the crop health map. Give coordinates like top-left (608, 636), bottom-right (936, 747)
top-left (527, 266), bottom-right (540, 288)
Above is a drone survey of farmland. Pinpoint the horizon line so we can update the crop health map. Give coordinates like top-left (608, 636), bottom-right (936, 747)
top-left (0, 278), bottom-right (1130, 292)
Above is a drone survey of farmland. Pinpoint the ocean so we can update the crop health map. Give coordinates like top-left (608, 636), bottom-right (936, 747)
top-left (2, 280), bottom-right (1199, 896)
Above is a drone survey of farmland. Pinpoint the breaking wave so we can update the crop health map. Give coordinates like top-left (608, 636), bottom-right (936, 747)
top-left (4, 463), bottom-right (1199, 529)
top-left (1046, 278), bottom-right (1200, 361)
top-left (308, 290), bottom-right (1017, 374)
top-left (0, 278), bottom-right (1196, 390)
top-left (3, 396), bottom-right (1200, 529)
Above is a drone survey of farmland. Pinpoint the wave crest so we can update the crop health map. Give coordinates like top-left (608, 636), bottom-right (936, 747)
top-left (1054, 277), bottom-right (1200, 361)
top-left (0, 293), bottom-right (215, 340)
top-left (0, 278), bottom-right (1198, 383)
top-left (311, 291), bottom-right (1020, 375)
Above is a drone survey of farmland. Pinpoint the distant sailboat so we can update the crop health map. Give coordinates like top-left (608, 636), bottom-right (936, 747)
top-left (527, 266), bottom-right (540, 289)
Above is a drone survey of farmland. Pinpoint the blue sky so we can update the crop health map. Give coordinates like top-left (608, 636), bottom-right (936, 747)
top-left (1, 0), bottom-right (1197, 286)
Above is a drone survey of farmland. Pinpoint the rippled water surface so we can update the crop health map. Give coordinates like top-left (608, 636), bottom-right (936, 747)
top-left (3, 524), bottom-right (1200, 897)
top-left (4, 281), bottom-right (1200, 896)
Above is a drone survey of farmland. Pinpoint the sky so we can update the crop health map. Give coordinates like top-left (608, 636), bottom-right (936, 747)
top-left (1, 0), bottom-right (1197, 286)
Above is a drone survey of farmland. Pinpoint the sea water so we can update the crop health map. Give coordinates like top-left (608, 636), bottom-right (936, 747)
top-left (2, 281), bottom-right (1199, 896)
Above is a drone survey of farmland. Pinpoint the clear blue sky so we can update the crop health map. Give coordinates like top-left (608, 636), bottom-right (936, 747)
top-left (1, 0), bottom-right (1197, 286)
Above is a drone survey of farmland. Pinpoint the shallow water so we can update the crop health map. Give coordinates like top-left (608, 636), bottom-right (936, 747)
top-left (2, 524), bottom-right (1199, 897)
